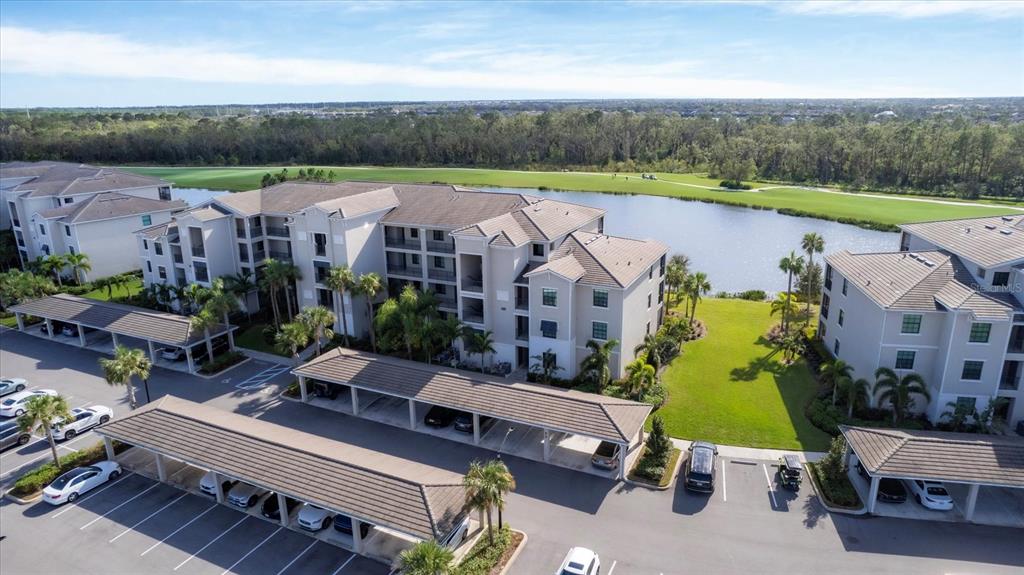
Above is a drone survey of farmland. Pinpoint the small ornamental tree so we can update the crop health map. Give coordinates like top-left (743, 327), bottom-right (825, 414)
top-left (645, 415), bottom-right (671, 466)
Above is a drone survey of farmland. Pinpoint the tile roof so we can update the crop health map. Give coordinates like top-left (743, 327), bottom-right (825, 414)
top-left (137, 221), bottom-right (177, 239)
top-left (4, 163), bottom-right (167, 198)
top-left (97, 396), bottom-right (467, 541)
top-left (841, 425), bottom-right (1024, 488)
top-left (826, 250), bottom-right (1018, 320)
top-left (900, 215), bottom-right (1024, 268)
top-left (214, 181), bottom-right (389, 216)
top-left (34, 192), bottom-right (185, 224)
top-left (295, 348), bottom-right (652, 444)
top-left (310, 186), bottom-right (400, 219)
top-left (383, 185), bottom-right (538, 229)
top-left (528, 231), bottom-right (668, 288)
top-left (524, 254), bottom-right (586, 282)
top-left (10, 294), bottom-right (232, 346)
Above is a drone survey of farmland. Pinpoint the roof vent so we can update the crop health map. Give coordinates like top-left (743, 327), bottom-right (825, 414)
top-left (909, 252), bottom-right (919, 259)
top-left (1002, 216), bottom-right (1014, 222)
top-left (984, 224), bottom-right (997, 230)
top-left (1000, 229), bottom-right (1013, 235)
top-left (924, 260), bottom-right (935, 267)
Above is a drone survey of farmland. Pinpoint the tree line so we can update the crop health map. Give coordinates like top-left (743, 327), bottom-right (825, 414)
top-left (2, 109), bottom-right (1022, 198)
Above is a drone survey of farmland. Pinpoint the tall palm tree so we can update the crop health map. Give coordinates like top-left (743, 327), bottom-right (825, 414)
top-left (634, 333), bottom-right (661, 372)
top-left (398, 541), bottom-right (454, 575)
top-left (665, 254), bottom-right (689, 307)
top-left (819, 359), bottom-right (853, 406)
top-left (873, 367), bottom-right (931, 425)
top-left (579, 339), bottom-right (619, 391)
top-left (18, 394), bottom-right (72, 466)
top-left (357, 272), bottom-right (383, 352)
top-left (299, 305), bottom-right (335, 356)
top-left (283, 262), bottom-right (303, 320)
top-left (276, 321), bottom-right (311, 367)
top-left (841, 377), bottom-right (871, 418)
top-left (325, 265), bottom-right (356, 346)
top-left (624, 357), bottom-right (657, 400)
top-left (223, 271), bottom-right (256, 319)
top-left (777, 251), bottom-right (805, 333)
top-left (428, 315), bottom-right (464, 364)
top-left (800, 233), bottom-right (825, 326)
top-left (43, 254), bottom-right (66, 287)
top-left (64, 252), bottom-right (91, 285)
top-left (529, 350), bottom-right (563, 385)
top-left (464, 329), bottom-right (496, 370)
top-left (204, 279), bottom-right (239, 348)
top-left (770, 292), bottom-right (799, 327)
top-left (99, 345), bottom-right (152, 410)
top-left (189, 308), bottom-right (218, 362)
top-left (180, 282), bottom-right (208, 315)
top-left (259, 258), bottom-right (290, 328)
top-left (463, 459), bottom-right (516, 542)
top-left (687, 271), bottom-right (712, 324)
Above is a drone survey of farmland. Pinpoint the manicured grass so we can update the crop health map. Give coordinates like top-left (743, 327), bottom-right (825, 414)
top-left (658, 298), bottom-right (832, 452)
top-left (234, 322), bottom-right (288, 356)
top-left (0, 314), bottom-right (18, 328)
top-left (82, 278), bottom-right (143, 301)
top-left (122, 165), bottom-right (1019, 227)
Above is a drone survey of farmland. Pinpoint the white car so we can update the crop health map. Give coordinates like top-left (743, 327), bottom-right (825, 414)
top-left (52, 406), bottom-right (113, 440)
top-left (43, 461), bottom-right (122, 505)
top-left (905, 479), bottom-right (954, 511)
top-left (199, 470), bottom-right (237, 497)
top-left (0, 378), bottom-right (28, 397)
top-left (227, 482), bottom-right (268, 508)
top-left (0, 389), bottom-right (57, 418)
top-left (160, 347), bottom-right (186, 362)
top-left (297, 503), bottom-right (332, 531)
top-left (556, 547), bottom-right (601, 575)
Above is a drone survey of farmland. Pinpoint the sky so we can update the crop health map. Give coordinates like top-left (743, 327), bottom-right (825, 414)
top-left (1, 0), bottom-right (1022, 107)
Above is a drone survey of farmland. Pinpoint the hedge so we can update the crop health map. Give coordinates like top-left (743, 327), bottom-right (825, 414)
top-left (10, 440), bottom-right (129, 497)
top-left (199, 350), bottom-right (246, 374)
top-left (808, 462), bottom-right (861, 508)
top-left (453, 525), bottom-right (522, 575)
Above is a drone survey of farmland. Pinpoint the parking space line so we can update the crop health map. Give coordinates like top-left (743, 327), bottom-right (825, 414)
top-left (219, 526), bottom-right (282, 575)
top-left (173, 515), bottom-right (251, 571)
top-left (109, 492), bottom-right (189, 542)
top-left (332, 555), bottom-right (356, 575)
top-left (79, 483), bottom-right (161, 530)
top-left (51, 472), bottom-right (136, 518)
top-left (607, 560), bottom-right (617, 575)
top-left (235, 365), bottom-right (291, 390)
top-left (722, 460), bottom-right (727, 502)
top-left (275, 539), bottom-right (318, 575)
top-left (140, 502), bottom-right (218, 556)
top-left (762, 463), bottom-right (778, 508)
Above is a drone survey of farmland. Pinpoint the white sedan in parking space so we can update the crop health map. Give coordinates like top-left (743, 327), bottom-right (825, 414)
top-left (0, 378), bottom-right (28, 397)
top-left (43, 461), bottom-right (122, 505)
top-left (227, 482), bottom-right (268, 508)
top-left (52, 406), bottom-right (113, 440)
top-left (297, 503), bottom-right (333, 531)
top-left (557, 547), bottom-right (601, 575)
top-left (905, 479), bottom-right (955, 511)
top-left (0, 389), bottom-right (58, 417)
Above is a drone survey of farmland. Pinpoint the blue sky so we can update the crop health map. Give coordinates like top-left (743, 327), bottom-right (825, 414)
top-left (1, 1), bottom-right (1022, 107)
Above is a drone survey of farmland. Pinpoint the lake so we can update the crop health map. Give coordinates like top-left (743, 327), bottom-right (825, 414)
top-left (178, 186), bottom-right (898, 293)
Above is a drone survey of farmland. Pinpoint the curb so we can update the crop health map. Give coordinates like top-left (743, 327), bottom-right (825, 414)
top-left (3, 489), bottom-right (42, 505)
top-left (625, 447), bottom-right (684, 491)
top-left (497, 529), bottom-right (528, 575)
top-left (193, 356), bottom-right (252, 380)
top-left (804, 463), bottom-right (866, 516)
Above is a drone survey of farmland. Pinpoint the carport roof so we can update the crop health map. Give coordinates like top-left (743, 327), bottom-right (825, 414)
top-left (96, 396), bottom-right (468, 541)
top-left (294, 348), bottom-right (652, 444)
top-left (840, 426), bottom-right (1024, 488)
top-left (9, 294), bottom-right (233, 347)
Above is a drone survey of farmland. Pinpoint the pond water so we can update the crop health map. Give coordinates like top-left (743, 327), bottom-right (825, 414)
top-left (178, 186), bottom-right (898, 293)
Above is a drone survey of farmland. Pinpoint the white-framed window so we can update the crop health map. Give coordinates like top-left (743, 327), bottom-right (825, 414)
top-left (592, 321), bottom-right (608, 341)
top-left (542, 288), bottom-right (557, 307)
top-left (838, 309), bottom-right (845, 327)
top-left (895, 350), bottom-right (915, 370)
top-left (901, 314), bottom-right (922, 334)
top-left (833, 338), bottom-right (841, 356)
top-left (968, 323), bottom-right (991, 343)
top-left (593, 289), bottom-right (608, 308)
top-left (540, 319), bottom-right (558, 339)
top-left (961, 360), bottom-right (983, 381)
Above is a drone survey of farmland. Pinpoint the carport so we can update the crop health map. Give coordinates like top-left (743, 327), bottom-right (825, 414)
top-left (293, 348), bottom-right (653, 480)
top-left (9, 293), bottom-right (235, 374)
top-left (93, 395), bottom-right (470, 562)
top-left (840, 425), bottom-right (1024, 526)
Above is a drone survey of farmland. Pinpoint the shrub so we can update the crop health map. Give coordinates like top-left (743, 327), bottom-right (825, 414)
top-left (645, 415), bottom-right (671, 464)
top-left (199, 350), bottom-right (246, 374)
top-left (283, 381), bottom-right (301, 398)
top-left (453, 525), bottom-right (521, 575)
top-left (719, 179), bottom-right (752, 190)
top-left (11, 440), bottom-right (128, 497)
top-left (641, 383), bottom-right (668, 409)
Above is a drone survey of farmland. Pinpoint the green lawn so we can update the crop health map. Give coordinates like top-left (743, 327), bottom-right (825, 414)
top-left (234, 322), bottom-right (288, 356)
top-left (82, 278), bottom-right (143, 301)
top-left (122, 166), bottom-right (1018, 228)
top-left (658, 298), bottom-right (832, 452)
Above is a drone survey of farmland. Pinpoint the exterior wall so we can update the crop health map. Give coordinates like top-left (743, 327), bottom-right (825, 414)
top-left (485, 246), bottom-right (528, 368)
top-left (72, 211), bottom-right (173, 279)
top-left (819, 269), bottom-right (886, 390)
top-left (176, 213), bottom-right (233, 286)
top-left (574, 284), bottom-right (625, 377)
top-left (527, 271), bottom-right (576, 377)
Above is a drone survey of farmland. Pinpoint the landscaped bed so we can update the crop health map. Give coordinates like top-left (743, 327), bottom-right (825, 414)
top-left (7, 440), bottom-right (130, 499)
top-left (628, 446), bottom-right (682, 488)
top-left (198, 350), bottom-right (247, 374)
top-left (454, 525), bottom-right (524, 575)
top-left (808, 461), bottom-right (862, 509)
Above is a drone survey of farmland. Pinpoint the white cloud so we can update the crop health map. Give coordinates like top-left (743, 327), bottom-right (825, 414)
top-left (0, 25), bottom-right (936, 98)
top-left (777, 1), bottom-right (1024, 19)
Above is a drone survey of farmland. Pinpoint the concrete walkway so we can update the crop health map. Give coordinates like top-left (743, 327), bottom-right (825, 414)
top-left (671, 438), bottom-right (825, 463)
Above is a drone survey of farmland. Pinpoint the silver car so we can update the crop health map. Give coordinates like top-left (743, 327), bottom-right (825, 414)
top-left (52, 406), bottom-right (113, 440)
top-left (227, 482), bottom-right (268, 508)
top-left (0, 378), bottom-right (28, 397)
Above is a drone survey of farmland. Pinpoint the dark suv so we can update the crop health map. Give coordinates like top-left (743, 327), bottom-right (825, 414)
top-left (424, 406), bottom-right (458, 428)
top-left (684, 441), bottom-right (718, 493)
top-left (855, 462), bottom-right (907, 503)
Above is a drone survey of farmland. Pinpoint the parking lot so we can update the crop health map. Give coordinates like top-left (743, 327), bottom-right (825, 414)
top-left (0, 471), bottom-right (389, 575)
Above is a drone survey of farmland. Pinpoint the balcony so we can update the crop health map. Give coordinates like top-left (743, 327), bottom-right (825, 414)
top-left (1000, 376), bottom-right (1020, 391)
top-left (428, 268), bottom-right (456, 282)
top-left (463, 310), bottom-right (484, 324)
top-left (269, 250), bottom-right (292, 262)
top-left (462, 276), bottom-right (483, 292)
top-left (387, 264), bottom-right (422, 277)
top-left (250, 226), bottom-right (264, 238)
top-left (191, 246), bottom-right (206, 258)
top-left (425, 240), bottom-right (455, 254)
top-left (436, 295), bottom-right (457, 309)
top-left (172, 252), bottom-right (184, 264)
top-left (253, 250), bottom-right (266, 262)
top-left (266, 226), bottom-right (289, 238)
top-left (236, 228), bottom-right (246, 239)
top-left (385, 237), bottom-right (421, 250)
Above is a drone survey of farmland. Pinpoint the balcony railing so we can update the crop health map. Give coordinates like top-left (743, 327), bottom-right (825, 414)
top-left (385, 237), bottom-right (421, 250)
top-left (463, 310), bottom-right (484, 324)
top-left (236, 228), bottom-right (246, 239)
top-left (172, 253), bottom-right (184, 264)
top-left (428, 268), bottom-right (456, 281)
top-left (266, 226), bottom-right (289, 238)
top-left (253, 250), bottom-right (266, 262)
top-left (191, 246), bottom-right (206, 258)
top-left (387, 264), bottom-right (422, 277)
top-left (462, 277), bottom-right (483, 292)
top-left (425, 240), bottom-right (455, 254)
top-left (436, 296), bottom-right (457, 309)
top-left (250, 226), bottom-right (264, 238)
top-left (515, 300), bottom-right (529, 311)
top-left (1000, 376), bottom-right (1020, 390)
top-left (1007, 339), bottom-right (1024, 354)
top-left (269, 250), bottom-right (292, 262)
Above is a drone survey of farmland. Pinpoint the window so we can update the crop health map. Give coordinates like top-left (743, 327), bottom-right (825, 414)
top-left (841, 278), bottom-right (847, 296)
top-left (64, 225), bottom-right (71, 237)
top-left (658, 281), bottom-right (665, 304)
top-left (895, 350), bottom-right (916, 370)
top-left (540, 320), bottom-right (557, 339)
top-left (146, 260), bottom-right (152, 273)
top-left (659, 254), bottom-right (666, 277)
top-left (411, 253), bottom-right (421, 265)
top-left (969, 323), bottom-right (991, 343)
top-left (593, 289), bottom-right (608, 308)
top-left (143, 239), bottom-right (148, 250)
top-left (648, 266), bottom-right (653, 280)
top-left (646, 321), bottom-right (651, 335)
top-left (313, 233), bottom-right (327, 257)
top-left (41, 244), bottom-right (50, 255)
top-left (592, 321), bottom-right (608, 340)
top-left (838, 309), bottom-right (845, 326)
top-left (901, 314), bottom-right (922, 334)
top-left (154, 243), bottom-right (163, 255)
top-left (159, 187), bottom-right (171, 201)
top-left (647, 293), bottom-right (652, 309)
top-left (432, 230), bottom-right (444, 241)
top-left (542, 288), bottom-right (557, 307)
top-left (158, 266), bottom-right (167, 281)
top-left (961, 360), bottom-right (984, 381)
top-left (824, 264), bottom-right (833, 290)
top-left (317, 288), bottom-right (334, 308)
top-left (314, 261), bottom-right (330, 283)
top-left (820, 293), bottom-right (830, 319)
top-left (977, 267), bottom-right (986, 278)
top-left (992, 272), bottom-right (1010, 287)
top-left (955, 397), bottom-right (977, 413)
top-left (833, 339), bottom-right (840, 356)
top-left (141, 215), bottom-right (152, 226)
top-left (68, 245), bottom-right (76, 255)
top-left (434, 256), bottom-right (445, 268)
top-left (532, 244), bottom-right (545, 257)
top-left (38, 223), bottom-right (46, 236)
top-left (409, 228), bottom-right (419, 238)
top-left (64, 197), bottom-right (74, 204)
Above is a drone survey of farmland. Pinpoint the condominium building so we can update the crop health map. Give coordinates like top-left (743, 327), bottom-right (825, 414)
top-left (819, 215), bottom-right (1024, 429)
top-left (139, 181), bottom-right (667, 378)
top-left (2, 162), bottom-right (180, 278)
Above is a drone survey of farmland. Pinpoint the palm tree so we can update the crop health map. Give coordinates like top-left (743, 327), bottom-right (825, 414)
top-left (276, 321), bottom-right (311, 367)
top-left (299, 305), bottom-right (335, 356)
top-left (687, 271), bottom-right (711, 324)
top-left (840, 377), bottom-right (871, 418)
top-left (259, 258), bottom-right (290, 328)
top-left (873, 368), bottom-right (931, 425)
top-left (99, 345), bottom-right (152, 410)
top-left (204, 279), bottom-right (239, 348)
top-left (529, 350), bottom-right (563, 385)
top-left (634, 333), bottom-right (661, 372)
top-left (463, 329), bottom-right (496, 370)
top-left (777, 251), bottom-right (805, 333)
top-left (357, 272), bottom-right (383, 352)
top-left (579, 339), bottom-right (619, 391)
top-left (778, 333), bottom-right (805, 364)
top-left (463, 459), bottom-right (516, 542)
top-left (189, 308), bottom-right (218, 362)
top-left (398, 540), bottom-right (454, 575)
top-left (624, 356), bottom-right (657, 400)
top-left (42, 254), bottom-right (66, 287)
top-left (325, 265), bottom-right (356, 346)
top-left (432, 316), bottom-right (464, 360)
top-left (665, 253), bottom-right (689, 307)
top-left (18, 394), bottom-right (72, 466)
top-left (800, 233), bottom-right (825, 326)
top-left (819, 359), bottom-right (853, 406)
top-left (283, 262), bottom-right (303, 320)
top-left (180, 282), bottom-right (208, 315)
top-left (770, 292), bottom-right (799, 327)
top-left (64, 252), bottom-right (91, 285)
top-left (223, 271), bottom-right (256, 319)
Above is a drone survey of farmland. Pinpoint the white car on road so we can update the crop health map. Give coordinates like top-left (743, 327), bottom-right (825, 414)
top-left (297, 503), bottom-right (332, 531)
top-left (0, 389), bottom-right (58, 418)
top-left (43, 461), bottom-right (122, 505)
top-left (557, 547), bottom-right (601, 575)
top-left (0, 378), bottom-right (28, 397)
top-left (52, 406), bottom-right (113, 440)
top-left (905, 479), bottom-right (955, 511)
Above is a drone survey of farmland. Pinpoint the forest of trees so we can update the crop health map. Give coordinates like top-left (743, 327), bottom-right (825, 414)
top-left (1, 108), bottom-right (1022, 198)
